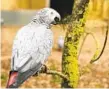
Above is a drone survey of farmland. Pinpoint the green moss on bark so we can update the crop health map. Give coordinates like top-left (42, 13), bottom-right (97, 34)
top-left (62, 0), bottom-right (89, 88)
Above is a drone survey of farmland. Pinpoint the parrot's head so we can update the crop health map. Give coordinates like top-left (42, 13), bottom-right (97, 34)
top-left (31, 8), bottom-right (61, 27)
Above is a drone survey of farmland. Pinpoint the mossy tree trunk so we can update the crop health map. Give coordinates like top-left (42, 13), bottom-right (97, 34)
top-left (62, 0), bottom-right (89, 88)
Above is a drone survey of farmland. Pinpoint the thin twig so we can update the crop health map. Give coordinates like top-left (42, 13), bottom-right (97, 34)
top-left (78, 32), bottom-right (89, 58)
top-left (78, 31), bottom-right (99, 58)
top-left (78, 31), bottom-right (100, 62)
top-left (78, 26), bottom-right (108, 64)
top-left (90, 25), bottom-right (108, 63)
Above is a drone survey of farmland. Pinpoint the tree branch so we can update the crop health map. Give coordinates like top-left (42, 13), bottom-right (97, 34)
top-left (43, 70), bottom-right (68, 80)
top-left (34, 65), bottom-right (68, 80)
top-left (61, 0), bottom-right (89, 87)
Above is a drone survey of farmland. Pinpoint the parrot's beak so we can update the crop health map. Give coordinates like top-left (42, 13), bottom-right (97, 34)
top-left (54, 17), bottom-right (60, 23)
top-left (52, 16), bottom-right (61, 25)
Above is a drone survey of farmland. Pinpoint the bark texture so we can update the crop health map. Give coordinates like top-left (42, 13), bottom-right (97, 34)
top-left (62, 0), bottom-right (89, 88)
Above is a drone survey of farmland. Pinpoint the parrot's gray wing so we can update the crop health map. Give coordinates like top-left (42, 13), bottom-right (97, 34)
top-left (11, 24), bottom-right (53, 73)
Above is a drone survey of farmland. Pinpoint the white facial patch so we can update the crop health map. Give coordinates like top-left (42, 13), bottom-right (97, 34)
top-left (32, 8), bottom-right (61, 26)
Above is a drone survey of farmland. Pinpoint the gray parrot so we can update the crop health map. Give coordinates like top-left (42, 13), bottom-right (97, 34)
top-left (6, 8), bottom-right (61, 88)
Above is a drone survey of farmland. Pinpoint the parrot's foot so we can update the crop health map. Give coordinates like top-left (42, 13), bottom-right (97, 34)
top-left (40, 64), bottom-right (47, 73)
top-left (33, 71), bottom-right (40, 76)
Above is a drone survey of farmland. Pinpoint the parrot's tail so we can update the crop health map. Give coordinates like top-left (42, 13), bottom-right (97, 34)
top-left (6, 71), bottom-right (18, 88)
top-left (6, 69), bottom-right (38, 88)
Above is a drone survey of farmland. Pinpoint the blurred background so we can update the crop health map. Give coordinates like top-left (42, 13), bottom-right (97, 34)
top-left (1, 0), bottom-right (109, 88)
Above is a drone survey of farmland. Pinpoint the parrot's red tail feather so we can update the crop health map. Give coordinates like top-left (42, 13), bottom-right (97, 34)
top-left (6, 71), bottom-right (18, 88)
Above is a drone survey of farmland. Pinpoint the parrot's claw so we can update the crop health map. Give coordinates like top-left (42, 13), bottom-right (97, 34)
top-left (40, 64), bottom-right (47, 73)
top-left (33, 71), bottom-right (40, 76)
